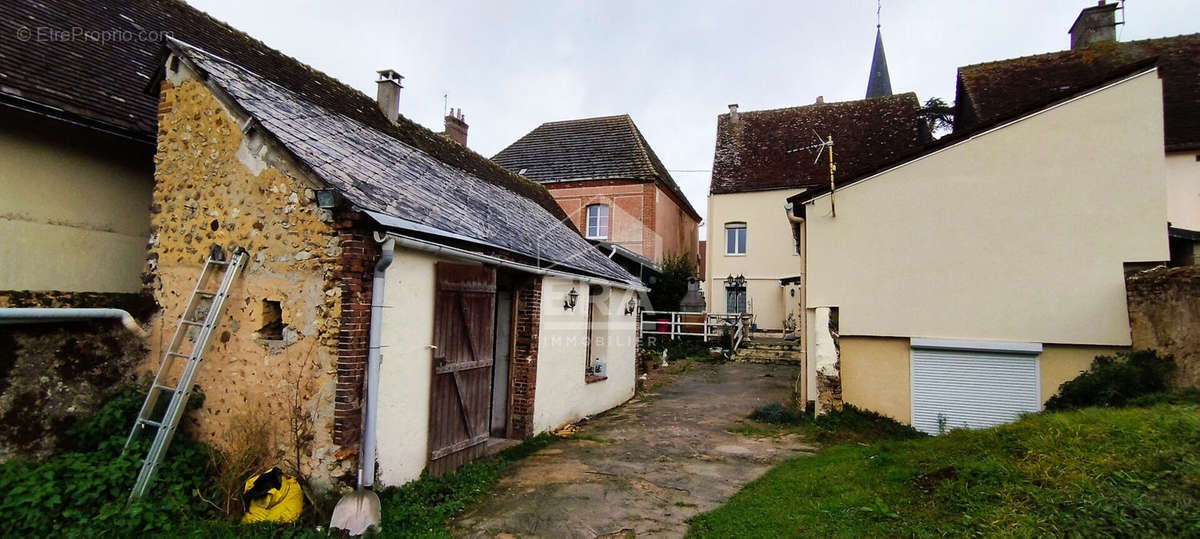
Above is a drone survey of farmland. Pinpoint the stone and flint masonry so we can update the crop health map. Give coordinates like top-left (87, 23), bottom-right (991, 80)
top-left (147, 37), bottom-right (644, 489)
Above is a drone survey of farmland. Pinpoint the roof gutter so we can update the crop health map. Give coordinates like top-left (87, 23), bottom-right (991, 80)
top-left (0, 308), bottom-right (148, 338)
top-left (377, 231), bottom-right (649, 292)
top-left (0, 93), bottom-right (155, 146)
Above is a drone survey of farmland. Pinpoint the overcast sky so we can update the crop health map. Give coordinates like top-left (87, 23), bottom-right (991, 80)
top-left (187, 0), bottom-right (1200, 233)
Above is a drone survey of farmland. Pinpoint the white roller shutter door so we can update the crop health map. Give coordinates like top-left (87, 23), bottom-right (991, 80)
top-left (910, 339), bottom-right (1042, 435)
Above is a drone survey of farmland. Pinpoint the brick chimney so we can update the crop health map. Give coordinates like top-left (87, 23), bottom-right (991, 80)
top-left (376, 69), bottom-right (403, 123)
top-left (1069, 1), bottom-right (1119, 50)
top-left (728, 103), bottom-right (739, 124)
top-left (443, 108), bottom-right (468, 146)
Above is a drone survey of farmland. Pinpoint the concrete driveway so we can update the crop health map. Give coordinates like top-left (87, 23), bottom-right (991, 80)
top-left (450, 362), bottom-right (815, 538)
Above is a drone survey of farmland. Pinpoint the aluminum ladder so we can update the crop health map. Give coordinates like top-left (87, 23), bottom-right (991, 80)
top-left (125, 247), bottom-right (248, 501)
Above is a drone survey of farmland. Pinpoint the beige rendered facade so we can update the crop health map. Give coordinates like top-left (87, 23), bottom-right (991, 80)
top-left (1165, 151), bottom-right (1200, 232)
top-left (532, 277), bottom-right (638, 433)
top-left (801, 69), bottom-right (1169, 421)
top-left (374, 257), bottom-right (638, 485)
top-left (838, 337), bottom-right (1126, 422)
top-left (705, 188), bottom-right (804, 330)
top-left (0, 110), bottom-right (153, 292)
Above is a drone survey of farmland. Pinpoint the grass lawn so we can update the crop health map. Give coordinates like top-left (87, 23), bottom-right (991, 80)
top-left (690, 404), bottom-right (1200, 537)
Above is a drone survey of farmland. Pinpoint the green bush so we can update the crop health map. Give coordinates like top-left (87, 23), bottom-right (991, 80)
top-left (741, 403), bottom-right (925, 445)
top-left (640, 338), bottom-right (710, 362)
top-left (1127, 387), bottom-right (1200, 407)
top-left (646, 252), bottom-right (697, 312)
top-left (1045, 349), bottom-right (1177, 411)
top-left (750, 403), bottom-right (803, 424)
top-left (811, 405), bottom-right (925, 441)
top-left (0, 385), bottom-right (222, 536)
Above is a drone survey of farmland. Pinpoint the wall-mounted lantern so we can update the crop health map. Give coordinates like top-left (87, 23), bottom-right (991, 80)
top-left (624, 297), bottom-right (637, 316)
top-left (315, 188), bottom-right (341, 209)
top-left (564, 287), bottom-right (579, 311)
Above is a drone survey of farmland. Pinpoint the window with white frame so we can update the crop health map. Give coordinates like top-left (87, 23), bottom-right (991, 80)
top-left (725, 222), bottom-right (746, 255)
top-left (586, 204), bottom-right (610, 239)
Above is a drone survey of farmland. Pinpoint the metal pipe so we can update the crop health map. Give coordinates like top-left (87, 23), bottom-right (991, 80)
top-left (382, 232), bottom-right (650, 292)
top-left (0, 308), bottom-right (148, 337)
top-left (784, 202), bottom-right (809, 404)
top-left (361, 236), bottom-right (395, 489)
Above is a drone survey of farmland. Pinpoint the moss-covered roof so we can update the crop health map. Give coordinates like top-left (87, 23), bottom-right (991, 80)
top-left (957, 34), bottom-right (1200, 151)
top-left (710, 94), bottom-right (926, 195)
top-left (0, 0), bottom-right (567, 219)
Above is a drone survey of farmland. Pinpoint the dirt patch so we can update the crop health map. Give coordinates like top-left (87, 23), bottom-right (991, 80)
top-left (914, 466), bottom-right (958, 493)
top-left (508, 456), bottom-right (594, 487)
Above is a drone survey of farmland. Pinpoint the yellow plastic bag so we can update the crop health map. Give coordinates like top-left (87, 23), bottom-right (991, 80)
top-left (241, 468), bottom-right (303, 524)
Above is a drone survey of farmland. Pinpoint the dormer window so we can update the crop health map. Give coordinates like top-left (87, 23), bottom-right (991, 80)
top-left (586, 204), bottom-right (610, 239)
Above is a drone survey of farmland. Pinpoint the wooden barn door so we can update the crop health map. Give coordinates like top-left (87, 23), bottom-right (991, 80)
top-left (428, 263), bottom-right (497, 475)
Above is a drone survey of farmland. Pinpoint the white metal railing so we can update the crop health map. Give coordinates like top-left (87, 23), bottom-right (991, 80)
top-left (639, 310), bottom-right (751, 350)
top-left (732, 318), bottom-right (745, 352)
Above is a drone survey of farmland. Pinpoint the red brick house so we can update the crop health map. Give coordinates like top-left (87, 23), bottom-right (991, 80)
top-left (493, 115), bottom-right (703, 271)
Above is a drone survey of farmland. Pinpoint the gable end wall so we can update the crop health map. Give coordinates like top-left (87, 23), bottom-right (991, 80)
top-left (148, 75), bottom-right (352, 489)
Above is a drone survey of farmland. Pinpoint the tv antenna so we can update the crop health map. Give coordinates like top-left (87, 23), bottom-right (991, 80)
top-left (787, 130), bottom-right (838, 217)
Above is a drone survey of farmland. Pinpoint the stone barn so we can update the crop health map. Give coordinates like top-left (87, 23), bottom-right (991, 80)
top-left (147, 38), bottom-right (643, 489)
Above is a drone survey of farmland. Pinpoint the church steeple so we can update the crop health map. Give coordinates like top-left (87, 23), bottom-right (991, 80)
top-left (865, 5), bottom-right (893, 99)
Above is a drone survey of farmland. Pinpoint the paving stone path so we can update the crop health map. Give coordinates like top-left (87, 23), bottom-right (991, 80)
top-left (451, 362), bottom-right (815, 538)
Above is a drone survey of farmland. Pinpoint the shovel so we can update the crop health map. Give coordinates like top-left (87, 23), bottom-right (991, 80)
top-left (329, 468), bottom-right (381, 535)
top-left (330, 339), bottom-right (384, 535)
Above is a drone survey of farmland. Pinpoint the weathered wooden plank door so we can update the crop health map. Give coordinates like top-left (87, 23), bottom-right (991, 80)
top-left (428, 263), bottom-right (496, 475)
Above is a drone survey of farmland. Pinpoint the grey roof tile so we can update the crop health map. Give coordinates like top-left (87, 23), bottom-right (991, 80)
top-left (172, 41), bottom-right (637, 285)
top-left (493, 115), bottom-right (701, 220)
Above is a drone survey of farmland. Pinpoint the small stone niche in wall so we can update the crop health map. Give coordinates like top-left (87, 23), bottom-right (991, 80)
top-left (255, 299), bottom-right (297, 350)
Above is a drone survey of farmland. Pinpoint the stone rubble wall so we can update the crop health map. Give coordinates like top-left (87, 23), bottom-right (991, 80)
top-left (0, 291), bottom-right (155, 462)
top-left (149, 77), bottom-right (348, 489)
top-left (1126, 265), bottom-right (1200, 389)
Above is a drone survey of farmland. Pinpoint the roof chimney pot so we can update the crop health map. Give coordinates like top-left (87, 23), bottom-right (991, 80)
top-left (444, 108), bottom-right (469, 146)
top-left (376, 69), bottom-right (403, 123)
top-left (728, 103), bottom-right (739, 124)
top-left (815, 96), bottom-right (824, 104)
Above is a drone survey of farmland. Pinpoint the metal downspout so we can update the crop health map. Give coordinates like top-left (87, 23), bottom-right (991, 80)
top-left (784, 203), bottom-right (808, 404)
top-left (0, 308), bottom-right (148, 337)
top-left (362, 233), bottom-right (395, 489)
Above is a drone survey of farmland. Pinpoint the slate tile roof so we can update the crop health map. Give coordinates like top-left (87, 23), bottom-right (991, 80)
top-left (0, 0), bottom-right (568, 220)
top-left (168, 40), bottom-right (636, 285)
top-left (709, 94), bottom-right (926, 195)
top-left (492, 115), bottom-right (701, 220)
top-left (956, 34), bottom-right (1200, 151)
